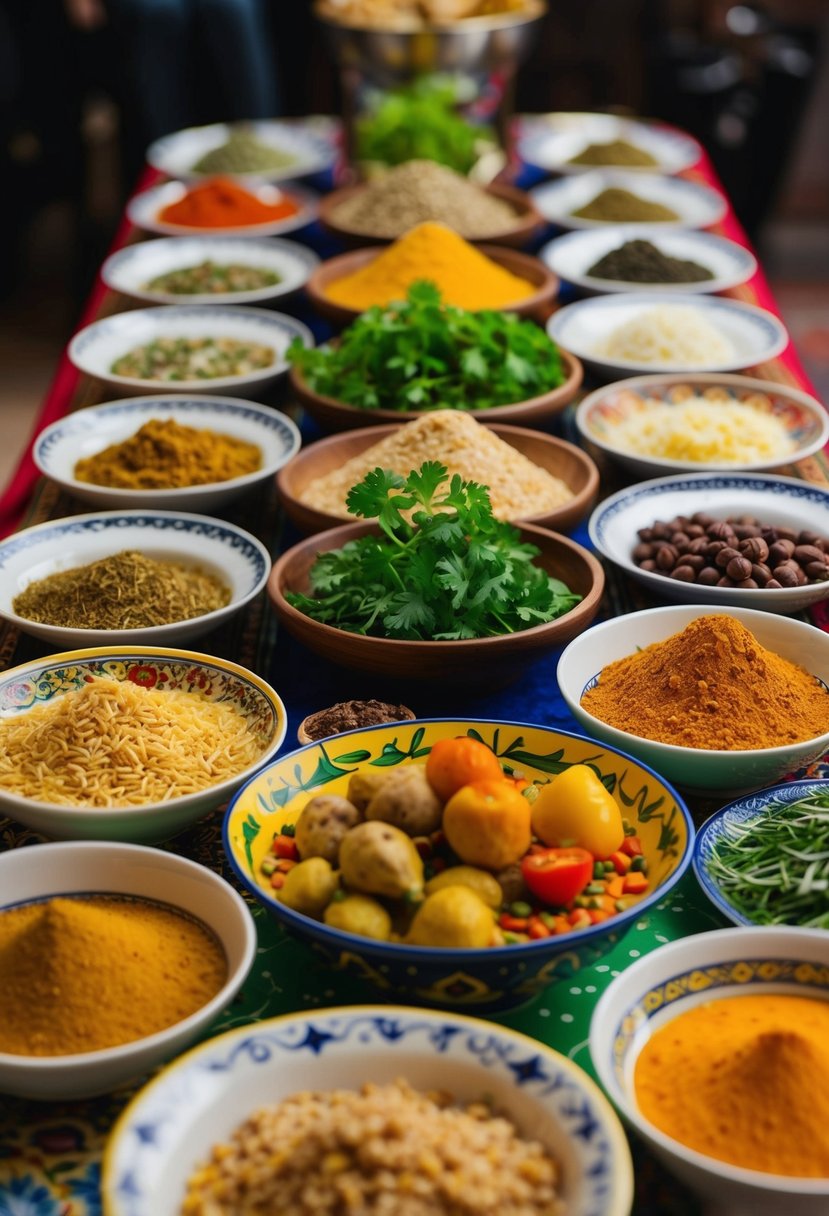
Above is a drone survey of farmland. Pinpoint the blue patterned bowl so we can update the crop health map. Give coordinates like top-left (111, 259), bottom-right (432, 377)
top-left (103, 1005), bottom-right (633, 1216)
top-left (224, 718), bottom-right (694, 1011)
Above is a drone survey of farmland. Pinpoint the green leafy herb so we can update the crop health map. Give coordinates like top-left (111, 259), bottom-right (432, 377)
top-left (285, 462), bottom-right (581, 640)
top-left (288, 282), bottom-right (565, 413)
top-left (355, 77), bottom-right (492, 173)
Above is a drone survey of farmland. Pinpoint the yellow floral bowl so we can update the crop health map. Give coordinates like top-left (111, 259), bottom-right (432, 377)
top-left (0, 646), bottom-right (286, 843)
top-left (223, 718), bottom-right (694, 1011)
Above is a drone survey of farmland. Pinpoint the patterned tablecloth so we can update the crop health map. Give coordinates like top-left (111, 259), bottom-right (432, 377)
top-left (1, 118), bottom-right (827, 1216)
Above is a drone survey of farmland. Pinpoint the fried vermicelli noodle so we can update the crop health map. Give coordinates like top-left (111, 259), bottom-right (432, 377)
top-left (0, 678), bottom-right (263, 807)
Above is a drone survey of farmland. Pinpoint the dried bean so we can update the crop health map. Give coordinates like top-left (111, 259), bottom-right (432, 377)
top-left (656, 545), bottom-right (679, 571)
top-left (739, 536), bottom-right (769, 563)
top-left (767, 539), bottom-right (795, 566)
top-left (794, 544), bottom-right (825, 566)
top-left (633, 542), bottom-right (654, 562)
top-left (806, 561), bottom-right (829, 581)
top-left (716, 546), bottom-right (741, 570)
top-left (697, 567), bottom-right (721, 586)
top-left (671, 566), bottom-right (696, 582)
top-left (726, 556), bottom-right (752, 581)
top-left (773, 564), bottom-right (800, 588)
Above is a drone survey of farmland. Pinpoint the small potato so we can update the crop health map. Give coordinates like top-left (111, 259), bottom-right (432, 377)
top-left (365, 765), bottom-right (442, 836)
top-left (425, 866), bottom-right (503, 909)
top-left (278, 857), bottom-right (339, 918)
top-left (339, 821), bottom-right (424, 900)
top-left (347, 768), bottom-right (394, 813)
top-left (324, 894), bottom-right (392, 941)
top-left (406, 886), bottom-right (495, 949)
top-left (295, 794), bottom-right (362, 865)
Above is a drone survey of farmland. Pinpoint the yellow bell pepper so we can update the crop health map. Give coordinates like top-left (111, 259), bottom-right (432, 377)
top-left (531, 765), bottom-right (625, 859)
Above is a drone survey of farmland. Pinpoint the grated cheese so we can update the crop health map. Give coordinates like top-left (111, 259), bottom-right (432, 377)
top-left (607, 396), bottom-right (796, 463)
top-left (596, 305), bottom-right (735, 367)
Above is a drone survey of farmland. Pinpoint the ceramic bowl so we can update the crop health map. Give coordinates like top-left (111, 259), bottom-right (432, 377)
top-left (548, 293), bottom-right (788, 381)
top-left (541, 225), bottom-right (757, 295)
top-left (557, 604), bottom-right (829, 795)
top-left (318, 180), bottom-right (544, 248)
top-left (224, 718), bottom-right (693, 1010)
top-left (104, 1005), bottom-right (633, 1216)
top-left (288, 347), bottom-right (583, 432)
top-left (0, 509), bottom-right (271, 648)
top-left (101, 236), bottom-right (320, 306)
top-left (69, 306), bottom-right (313, 396)
top-left (145, 118), bottom-right (335, 183)
top-left (590, 926), bottom-right (829, 1216)
top-left (276, 422), bottom-right (600, 535)
top-left (576, 372), bottom-right (828, 478)
top-left (33, 394), bottom-right (301, 512)
top-left (589, 472), bottom-right (829, 616)
top-left (0, 840), bottom-right (256, 1100)
top-left (126, 180), bottom-right (319, 238)
top-left (519, 111), bottom-right (702, 176)
top-left (530, 169), bottom-right (725, 231)
top-left (693, 778), bottom-right (829, 926)
top-left (0, 646), bottom-right (286, 842)
top-left (267, 520), bottom-right (604, 684)
top-left (304, 244), bottom-right (559, 327)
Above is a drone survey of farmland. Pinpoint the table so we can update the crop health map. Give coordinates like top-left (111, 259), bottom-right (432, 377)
top-left (1, 122), bottom-right (827, 1216)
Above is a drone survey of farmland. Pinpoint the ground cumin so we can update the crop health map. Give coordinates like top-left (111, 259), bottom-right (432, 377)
top-left (582, 614), bottom-right (829, 750)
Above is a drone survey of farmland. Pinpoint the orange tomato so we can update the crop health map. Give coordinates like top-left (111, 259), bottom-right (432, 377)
top-left (425, 737), bottom-right (504, 802)
top-left (442, 778), bottom-right (532, 871)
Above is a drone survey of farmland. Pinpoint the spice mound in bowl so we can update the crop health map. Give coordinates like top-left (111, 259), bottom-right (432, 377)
top-left (73, 417), bottom-right (262, 489)
top-left (297, 699), bottom-right (415, 743)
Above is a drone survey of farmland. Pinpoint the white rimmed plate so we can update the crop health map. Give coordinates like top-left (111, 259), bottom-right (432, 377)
top-left (126, 180), bottom-right (318, 238)
top-left (575, 372), bottom-right (826, 477)
top-left (530, 170), bottom-right (726, 231)
top-left (34, 395), bottom-right (300, 511)
top-left (590, 472), bottom-right (829, 615)
top-left (548, 293), bottom-right (788, 380)
top-left (541, 226), bottom-right (757, 295)
top-left (101, 236), bottom-right (320, 306)
top-left (68, 305), bottom-right (312, 396)
top-left (519, 112), bottom-right (702, 176)
top-left (0, 509), bottom-right (271, 647)
top-left (146, 119), bottom-right (335, 184)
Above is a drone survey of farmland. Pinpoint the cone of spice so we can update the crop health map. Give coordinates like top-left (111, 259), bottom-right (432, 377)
top-left (572, 188), bottom-right (679, 223)
top-left (587, 238), bottom-right (713, 283)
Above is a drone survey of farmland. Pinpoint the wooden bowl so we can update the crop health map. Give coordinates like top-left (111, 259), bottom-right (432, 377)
top-left (304, 244), bottom-right (559, 327)
top-left (318, 182), bottom-right (545, 249)
top-left (288, 348), bottom-right (583, 432)
top-left (276, 422), bottom-right (600, 535)
top-left (267, 520), bottom-right (604, 685)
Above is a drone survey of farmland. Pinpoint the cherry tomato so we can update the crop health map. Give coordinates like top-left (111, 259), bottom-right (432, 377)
top-left (520, 847), bottom-right (593, 907)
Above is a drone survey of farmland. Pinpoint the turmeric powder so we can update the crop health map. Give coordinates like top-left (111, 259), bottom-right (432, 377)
top-left (323, 222), bottom-right (537, 311)
top-left (73, 417), bottom-right (262, 490)
top-left (581, 614), bottom-right (829, 750)
top-left (635, 993), bottom-right (829, 1177)
top-left (0, 896), bottom-right (227, 1055)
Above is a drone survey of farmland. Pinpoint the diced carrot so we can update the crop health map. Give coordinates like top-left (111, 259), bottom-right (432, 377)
top-left (270, 872), bottom-right (285, 890)
top-left (275, 858), bottom-right (297, 873)
top-left (588, 909), bottom-right (611, 925)
top-left (274, 836), bottom-right (299, 861)
top-left (621, 835), bottom-right (643, 857)
top-left (527, 916), bottom-right (550, 939)
top-left (610, 850), bottom-right (632, 875)
top-left (552, 915), bottom-right (571, 935)
top-left (568, 908), bottom-right (592, 929)
top-left (623, 871), bottom-right (649, 894)
top-left (500, 914), bottom-right (529, 932)
top-left (605, 875), bottom-right (625, 900)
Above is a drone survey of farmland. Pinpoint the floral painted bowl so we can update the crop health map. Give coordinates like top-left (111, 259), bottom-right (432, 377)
top-left (104, 1005), bottom-right (633, 1216)
top-left (0, 647), bottom-right (286, 842)
top-left (223, 718), bottom-right (694, 1011)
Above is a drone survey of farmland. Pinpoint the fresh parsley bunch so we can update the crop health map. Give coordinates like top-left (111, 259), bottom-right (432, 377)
top-left (288, 282), bottom-right (566, 413)
top-left (355, 77), bottom-right (489, 173)
top-left (286, 462), bottom-right (581, 640)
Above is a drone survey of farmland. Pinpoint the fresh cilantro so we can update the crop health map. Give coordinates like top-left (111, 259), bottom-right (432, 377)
top-left (287, 281), bottom-right (566, 413)
top-left (354, 76), bottom-right (492, 173)
top-left (285, 464), bottom-right (582, 640)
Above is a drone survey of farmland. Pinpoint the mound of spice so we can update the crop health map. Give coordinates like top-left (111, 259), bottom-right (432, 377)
top-left (572, 187), bottom-right (679, 223)
top-left (299, 699), bottom-right (415, 741)
top-left (158, 177), bottom-right (300, 228)
top-left (0, 895), bottom-right (227, 1056)
top-left (323, 222), bottom-right (536, 312)
top-left (13, 550), bottom-right (231, 630)
top-left (73, 418), bottom-right (262, 490)
top-left (191, 128), bottom-right (297, 175)
top-left (582, 614), bottom-right (829, 750)
top-left (568, 138), bottom-right (659, 168)
top-left (587, 238), bottom-right (713, 284)
top-left (328, 161), bottom-right (520, 240)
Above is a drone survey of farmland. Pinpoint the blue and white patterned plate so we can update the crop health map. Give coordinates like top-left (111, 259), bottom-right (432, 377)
top-left (0, 509), bottom-right (271, 647)
top-left (34, 394), bottom-right (300, 511)
top-left (103, 1006), bottom-right (633, 1216)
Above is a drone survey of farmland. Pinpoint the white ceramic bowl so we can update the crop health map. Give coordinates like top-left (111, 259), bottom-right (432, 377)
top-left (576, 372), bottom-right (827, 478)
top-left (541, 225), bottom-right (757, 295)
top-left (101, 236), bottom-right (320, 306)
top-left (519, 111), bottom-right (702, 176)
top-left (33, 394), bottom-right (301, 511)
top-left (590, 473), bottom-right (829, 615)
top-left (0, 646), bottom-right (286, 842)
top-left (146, 119), bottom-right (335, 183)
top-left (0, 840), bottom-right (256, 1100)
top-left (548, 293), bottom-right (788, 381)
top-left (103, 1005), bottom-right (633, 1216)
top-left (557, 604), bottom-right (829, 794)
top-left (590, 926), bottom-right (829, 1216)
top-left (530, 169), bottom-right (726, 231)
top-left (127, 179), bottom-right (319, 238)
top-left (0, 509), bottom-right (271, 647)
top-left (68, 306), bottom-right (312, 396)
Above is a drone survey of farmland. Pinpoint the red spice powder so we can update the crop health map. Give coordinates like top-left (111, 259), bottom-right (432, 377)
top-left (158, 176), bottom-right (300, 228)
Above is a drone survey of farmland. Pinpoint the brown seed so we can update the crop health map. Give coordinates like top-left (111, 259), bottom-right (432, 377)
top-left (794, 544), bottom-right (825, 566)
top-left (707, 521), bottom-right (736, 541)
top-left (773, 564), bottom-right (800, 587)
top-left (637, 527), bottom-right (654, 542)
top-left (671, 566), bottom-right (696, 582)
top-left (705, 540), bottom-right (729, 560)
top-left (726, 556), bottom-right (752, 581)
top-left (687, 537), bottom-right (710, 556)
top-left (732, 578), bottom-right (759, 589)
top-left (776, 526), bottom-right (799, 543)
top-left (652, 521), bottom-right (673, 540)
top-left (671, 532), bottom-right (690, 550)
top-left (633, 543), bottom-right (654, 562)
top-left (677, 555), bottom-right (706, 572)
top-left (716, 546), bottom-right (741, 570)
top-left (717, 576), bottom-right (735, 587)
top-left (766, 579), bottom-right (783, 589)
top-left (685, 524), bottom-right (706, 539)
top-left (751, 563), bottom-right (772, 586)
top-left (656, 545), bottom-right (679, 571)
top-left (796, 567), bottom-right (809, 586)
top-left (768, 539), bottom-right (795, 566)
top-left (798, 530), bottom-right (820, 546)
top-left (739, 536), bottom-right (769, 563)
top-left (639, 559), bottom-right (657, 572)
top-left (806, 561), bottom-right (829, 581)
top-left (732, 524), bottom-right (761, 540)
top-left (697, 567), bottom-right (721, 586)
